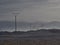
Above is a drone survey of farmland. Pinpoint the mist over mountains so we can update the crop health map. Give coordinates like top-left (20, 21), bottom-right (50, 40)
top-left (0, 21), bottom-right (60, 31)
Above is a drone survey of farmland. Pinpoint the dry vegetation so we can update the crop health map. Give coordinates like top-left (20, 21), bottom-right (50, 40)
top-left (0, 39), bottom-right (60, 45)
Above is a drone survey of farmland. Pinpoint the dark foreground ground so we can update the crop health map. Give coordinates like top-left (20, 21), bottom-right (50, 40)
top-left (0, 29), bottom-right (60, 45)
top-left (0, 39), bottom-right (60, 45)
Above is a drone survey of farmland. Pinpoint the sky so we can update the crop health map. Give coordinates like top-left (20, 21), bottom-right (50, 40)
top-left (0, 0), bottom-right (60, 22)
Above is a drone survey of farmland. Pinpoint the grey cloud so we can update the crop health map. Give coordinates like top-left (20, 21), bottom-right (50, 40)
top-left (0, 0), bottom-right (48, 21)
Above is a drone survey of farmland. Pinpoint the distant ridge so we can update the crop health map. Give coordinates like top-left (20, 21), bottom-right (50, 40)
top-left (0, 29), bottom-right (60, 40)
top-left (0, 29), bottom-right (60, 35)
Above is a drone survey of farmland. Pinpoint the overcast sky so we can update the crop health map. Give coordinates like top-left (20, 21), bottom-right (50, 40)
top-left (0, 0), bottom-right (60, 22)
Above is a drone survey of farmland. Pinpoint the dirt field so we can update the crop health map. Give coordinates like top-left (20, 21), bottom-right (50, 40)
top-left (0, 39), bottom-right (60, 45)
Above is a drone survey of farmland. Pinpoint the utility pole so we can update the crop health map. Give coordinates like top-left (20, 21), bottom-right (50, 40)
top-left (15, 15), bottom-right (17, 32)
top-left (12, 11), bottom-right (20, 45)
top-left (15, 15), bottom-right (18, 45)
